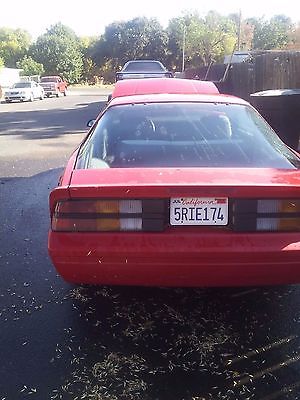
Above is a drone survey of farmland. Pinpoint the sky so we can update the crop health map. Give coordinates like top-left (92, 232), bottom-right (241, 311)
top-left (0, 0), bottom-right (299, 39)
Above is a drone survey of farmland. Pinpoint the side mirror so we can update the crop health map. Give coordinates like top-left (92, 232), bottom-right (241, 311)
top-left (87, 119), bottom-right (96, 127)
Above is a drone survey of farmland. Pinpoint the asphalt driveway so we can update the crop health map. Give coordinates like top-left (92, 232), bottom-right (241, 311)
top-left (1, 88), bottom-right (300, 400)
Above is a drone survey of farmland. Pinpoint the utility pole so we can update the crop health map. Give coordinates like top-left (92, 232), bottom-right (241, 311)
top-left (182, 25), bottom-right (186, 73)
top-left (237, 9), bottom-right (242, 51)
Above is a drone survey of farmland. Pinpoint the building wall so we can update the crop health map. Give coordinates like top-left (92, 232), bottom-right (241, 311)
top-left (0, 67), bottom-right (23, 88)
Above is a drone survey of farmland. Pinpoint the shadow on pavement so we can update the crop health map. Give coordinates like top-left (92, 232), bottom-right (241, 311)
top-left (0, 99), bottom-right (106, 140)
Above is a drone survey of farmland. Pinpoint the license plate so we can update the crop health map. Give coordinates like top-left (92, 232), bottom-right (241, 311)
top-left (170, 197), bottom-right (228, 226)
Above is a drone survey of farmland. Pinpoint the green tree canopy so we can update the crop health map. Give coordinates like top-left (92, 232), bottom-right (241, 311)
top-left (30, 23), bottom-right (83, 83)
top-left (187, 11), bottom-right (236, 66)
top-left (167, 12), bottom-right (236, 69)
top-left (166, 15), bottom-right (191, 70)
top-left (287, 22), bottom-right (300, 49)
top-left (228, 13), bottom-right (254, 51)
top-left (79, 36), bottom-right (100, 83)
top-left (0, 28), bottom-right (31, 67)
top-left (16, 55), bottom-right (44, 76)
top-left (0, 11), bottom-right (298, 84)
top-left (249, 15), bottom-right (293, 50)
top-left (91, 17), bottom-right (168, 71)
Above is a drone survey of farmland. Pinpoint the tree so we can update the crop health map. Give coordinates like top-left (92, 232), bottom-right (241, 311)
top-left (91, 18), bottom-right (167, 74)
top-left (228, 13), bottom-right (254, 51)
top-left (166, 15), bottom-right (192, 71)
top-left (250, 15), bottom-right (293, 50)
top-left (16, 55), bottom-right (44, 76)
top-left (0, 28), bottom-right (31, 67)
top-left (138, 19), bottom-right (168, 61)
top-left (179, 11), bottom-right (237, 67)
top-left (287, 22), bottom-right (300, 49)
top-left (79, 36), bottom-right (100, 83)
top-left (30, 23), bottom-right (83, 83)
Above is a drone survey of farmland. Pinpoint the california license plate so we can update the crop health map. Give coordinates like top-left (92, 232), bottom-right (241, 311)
top-left (170, 197), bottom-right (228, 226)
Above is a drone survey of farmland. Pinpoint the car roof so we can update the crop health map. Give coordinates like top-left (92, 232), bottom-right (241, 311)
top-left (121, 60), bottom-right (168, 73)
top-left (123, 60), bottom-right (165, 67)
top-left (124, 60), bottom-right (163, 64)
top-left (111, 78), bottom-right (219, 99)
top-left (14, 81), bottom-right (32, 84)
top-left (109, 92), bottom-right (248, 107)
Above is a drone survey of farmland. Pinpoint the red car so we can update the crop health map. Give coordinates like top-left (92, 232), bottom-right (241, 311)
top-left (40, 76), bottom-right (67, 97)
top-left (48, 79), bottom-right (300, 287)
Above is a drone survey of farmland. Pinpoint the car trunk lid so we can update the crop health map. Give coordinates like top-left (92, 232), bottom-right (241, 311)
top-left (50, 168), bottom-right (300, 233)
top-left (69, 167), bottom-right (300, 199)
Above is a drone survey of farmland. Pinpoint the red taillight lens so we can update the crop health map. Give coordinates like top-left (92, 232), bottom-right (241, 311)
top-left (233, 199), bottom-right (300, 232)
top-left (54, 218), bottom-right (124, 232)
top-left (51, 199), bottom-right (164, 232)
top-left (256, 200), bottom-right (300, 231)
top-left (52, 200), bottom-right (142, 232)
top-left (57, 200), bottom-right (120, 214)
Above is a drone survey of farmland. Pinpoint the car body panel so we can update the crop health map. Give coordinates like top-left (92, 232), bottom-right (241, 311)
top-left (48, 85), bottom-right (300, 286)
top-left (69, 168), bottom-right (300, 193)
top-left (111, 78), bottom-right (219, 99)
top-left (108, 92), bottom-right (247, 107)
top-left (48, 231), bottom-right (300, 286)
top-left (49, 166), bottom-right (300, 286)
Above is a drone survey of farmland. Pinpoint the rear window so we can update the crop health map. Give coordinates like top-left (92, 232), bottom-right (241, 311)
top-left (41, 77), bottom-right (58, 82)
top-left (76, 102), bottom-right (300, 170)
top-left (13, 82), bottom-right (31, 88)
top-left (123, 62), bottom-right (165, 72)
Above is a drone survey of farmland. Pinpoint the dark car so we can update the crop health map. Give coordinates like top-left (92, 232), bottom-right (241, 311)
top-left (116, 60), bottom-right (173, 81)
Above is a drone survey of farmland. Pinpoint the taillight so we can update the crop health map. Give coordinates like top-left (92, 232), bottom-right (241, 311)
top-left (233, 199), bottom-right (300, 232)
top-left (256, 199), bottom-right (300, 231)
top-left (51, 199), bottom-right (165, 232)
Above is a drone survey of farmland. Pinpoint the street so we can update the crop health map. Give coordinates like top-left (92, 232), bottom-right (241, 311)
top-left (1, 88), bottom-right (300, 400)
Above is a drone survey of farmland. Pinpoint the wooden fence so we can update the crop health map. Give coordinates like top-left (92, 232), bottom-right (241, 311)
top-left (185, 51), bottom-right (300, 101)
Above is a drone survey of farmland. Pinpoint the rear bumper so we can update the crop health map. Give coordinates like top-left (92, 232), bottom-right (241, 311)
top-left (44, 90), bottom-right (57, 95)
top-left (48, 231), bottom-right (300, 286)
top-left (5, 95), bottom-right (29, 101)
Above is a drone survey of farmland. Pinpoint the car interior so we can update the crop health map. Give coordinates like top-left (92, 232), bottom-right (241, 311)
top-left (77, 103), bottom-right (300, 170)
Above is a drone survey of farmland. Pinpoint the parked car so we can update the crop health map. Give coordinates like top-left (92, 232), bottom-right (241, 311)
top-left (48, 79), bottom-right (300, 287)
top-left (40, 76), bottom-right (67, 97)
top-left (116, 60), bottom-right (173, 81)
top-left (4, 81), bottom-right (44, 102)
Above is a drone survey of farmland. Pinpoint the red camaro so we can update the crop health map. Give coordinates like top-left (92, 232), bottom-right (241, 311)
top-left (48, 79), bottom-right (300, 286)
